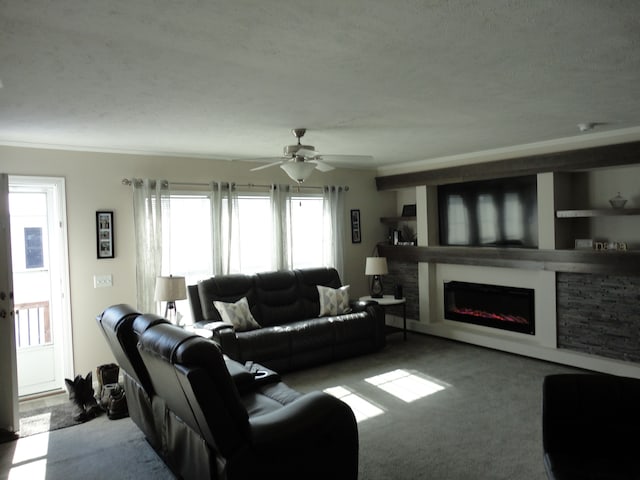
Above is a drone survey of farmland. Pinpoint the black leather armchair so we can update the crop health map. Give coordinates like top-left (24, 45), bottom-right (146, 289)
top-left (542, 373), bottom-right (640, 480)
top-left (136, 320), bottom-right (359, 480)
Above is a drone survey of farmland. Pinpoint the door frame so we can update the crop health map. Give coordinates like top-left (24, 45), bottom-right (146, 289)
top-left (10, 175), bottom-right (73, 396)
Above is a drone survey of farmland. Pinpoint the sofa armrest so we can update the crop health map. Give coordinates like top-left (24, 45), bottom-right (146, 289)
top-left (350, 299), bottom-right (377, 312)
top-left (197, 321), bottom-right (242, 361)
top-left (196, 320), bottom-right (234, 333)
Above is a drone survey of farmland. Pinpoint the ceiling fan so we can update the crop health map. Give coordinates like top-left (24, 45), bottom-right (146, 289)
top-left (249, 128), bottom-right (373, 183)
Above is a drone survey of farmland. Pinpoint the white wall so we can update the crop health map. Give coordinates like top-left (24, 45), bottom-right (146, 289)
top-left (1, 145), bottom-right (394, 376)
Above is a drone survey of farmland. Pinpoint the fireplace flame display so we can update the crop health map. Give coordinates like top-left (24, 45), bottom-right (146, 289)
top-left (449, 307), bottom-right (529, 325)
top-left (444, 281), bottom-right (535, 335)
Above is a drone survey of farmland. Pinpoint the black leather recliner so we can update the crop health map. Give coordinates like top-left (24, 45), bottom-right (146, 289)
top-left (542, 373), bottom-right (640, 479)
top-left (136, 318), bottom-right (359, 480)
top-left (95, 304), bottom-right (169, 450)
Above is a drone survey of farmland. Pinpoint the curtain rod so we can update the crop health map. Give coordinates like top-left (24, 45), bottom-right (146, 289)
top-left (121, 179), bottom-right (348, 191)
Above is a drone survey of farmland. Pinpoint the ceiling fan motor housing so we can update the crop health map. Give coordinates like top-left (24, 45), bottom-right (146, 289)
top-left (283, 144), bottom-right (317, 157)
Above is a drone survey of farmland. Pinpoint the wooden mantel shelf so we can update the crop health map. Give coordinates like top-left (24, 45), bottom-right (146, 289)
top-left (377, 244), bottom-right (640, 275)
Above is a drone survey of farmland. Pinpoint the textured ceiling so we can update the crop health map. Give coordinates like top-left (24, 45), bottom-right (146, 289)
top-left (1, 0), bottom-right (640, 171)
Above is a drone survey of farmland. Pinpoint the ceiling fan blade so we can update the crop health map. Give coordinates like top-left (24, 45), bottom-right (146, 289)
top-left (319, 154), bottom-right (373, 163)
top-left (249, 160), bottom-right (284, 171)
top-left (310, 159), bottom-right (335, 172)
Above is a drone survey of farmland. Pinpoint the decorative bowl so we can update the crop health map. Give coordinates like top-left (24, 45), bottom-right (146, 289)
top-left (609, 192), bottom-right (627, 209)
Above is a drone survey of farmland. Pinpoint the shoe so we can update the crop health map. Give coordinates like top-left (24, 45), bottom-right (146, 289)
top-left (96, 364), bottom-right (120, 410)
top-left (107, 385), bottom-right (129, 420)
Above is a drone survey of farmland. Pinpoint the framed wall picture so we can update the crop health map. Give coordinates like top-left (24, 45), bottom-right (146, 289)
top-left (96, 211), bottom-right (114, 259)
top-left (401, 204), bottom-right (417, 217)
top-left (350, 209), bottom-right (362, 243)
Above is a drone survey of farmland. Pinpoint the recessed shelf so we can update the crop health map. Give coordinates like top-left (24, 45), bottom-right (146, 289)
top-left (556, 208), bottom-right (640, 218)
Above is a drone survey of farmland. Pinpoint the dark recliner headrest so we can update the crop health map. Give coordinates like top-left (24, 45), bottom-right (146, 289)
top-left (96, 304), bottom-right (150, 389)
top-left (197, 274), bottom-right (258, 323)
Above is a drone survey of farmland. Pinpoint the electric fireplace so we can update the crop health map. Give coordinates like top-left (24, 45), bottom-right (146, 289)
top-left (444, 281), bottom-right (535, 335)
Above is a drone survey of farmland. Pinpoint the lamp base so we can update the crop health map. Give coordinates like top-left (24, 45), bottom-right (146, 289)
top-left (164, 301), bottom-right (180, 326)
top-left (370, 275), bottom-right (384, 298)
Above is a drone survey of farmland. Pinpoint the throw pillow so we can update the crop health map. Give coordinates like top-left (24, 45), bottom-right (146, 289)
top-left (213, 297), bottom-right (261, 331)
top-left (317, 285), bottom-right (352, 317)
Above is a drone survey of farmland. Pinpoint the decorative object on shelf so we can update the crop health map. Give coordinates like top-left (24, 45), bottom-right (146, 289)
top-left (365, 256), bottom-right (388, 298)
top-left (609, 192), bottom-right (627, 209)
top-left (96, 211), bottom-right (114, 259)
top-left (394, 284), bottom-right (403, 300)
top-left (401, 204), bottom-right (416, 217)
top-left (594, 241), bottom-right (628, 251)
top-left (574, 239), bottom-right (594, 250)
top-left (154, 275), bottom-right (187, 325)
top-left (401, 224), bottom-right (416, 245)
top-left (350, 209), bottom-right (361, 243)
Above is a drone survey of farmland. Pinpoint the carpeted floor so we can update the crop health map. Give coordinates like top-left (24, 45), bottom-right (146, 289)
top-left (0, 333), bottom-right (582, 479)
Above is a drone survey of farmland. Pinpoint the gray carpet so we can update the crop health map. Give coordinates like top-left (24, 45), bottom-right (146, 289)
top-left (0, 334), bottom-right (580, 479)
top-left (283, 333), bottom-right (580, 480)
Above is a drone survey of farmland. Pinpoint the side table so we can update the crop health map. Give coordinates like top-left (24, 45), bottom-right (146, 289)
top-left (359, 295), bottom-right (407, 340)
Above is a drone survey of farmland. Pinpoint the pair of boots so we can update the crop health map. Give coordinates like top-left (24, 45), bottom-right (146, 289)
top-left (65, 372), bottom-right (102, 423)
top-left (96, 363), bottom-right (128, 420)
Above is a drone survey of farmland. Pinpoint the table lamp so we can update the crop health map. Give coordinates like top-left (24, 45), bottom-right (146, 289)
top-left (154, 275), bottom-right (187, 325)
top-left (365, 257), bottom-right (388, 298)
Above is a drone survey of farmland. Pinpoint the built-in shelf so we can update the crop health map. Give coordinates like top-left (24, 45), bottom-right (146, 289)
top-left (380, 216), bottom-right (416, 225)
top-left (556, 208), bottom-right (640, 218)
top-left (377, 244), bottom-right (640, 275)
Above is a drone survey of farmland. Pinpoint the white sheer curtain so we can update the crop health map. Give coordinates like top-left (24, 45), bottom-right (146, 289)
top-left (210, 181), bottom-right (238, 275)
top-left (132, 178), bottom-right (169, 312)
top-left (323, 185), bottom-right (346, 279)
top-left (270, 183), bottom-right (292, 271)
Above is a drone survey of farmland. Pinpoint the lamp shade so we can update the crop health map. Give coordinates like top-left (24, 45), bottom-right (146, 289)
top-left (154, 275), bottom-right (187, 302)
top-left (280, 161), bottom-right (316, 183)
top-left (365, 257), bottom-right (388, 276)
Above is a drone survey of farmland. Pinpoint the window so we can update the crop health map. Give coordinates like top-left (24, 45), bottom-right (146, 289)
top-left (162, 189), bottom-right (327, 323)
top-left (164, 194), bottom-right (213, 281)
top-left (232, 195), bottom-right (272, 274)
top-left (24, 227), bottom-right (44, 269)
top-left (290, 195), bottom-right (324, 269)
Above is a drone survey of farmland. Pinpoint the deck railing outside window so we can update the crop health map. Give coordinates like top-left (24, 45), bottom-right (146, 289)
top-left (14, 301), bottom-right (51, 348)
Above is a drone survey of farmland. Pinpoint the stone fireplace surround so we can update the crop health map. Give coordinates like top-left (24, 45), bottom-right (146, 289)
top-left (383, 259), bottom-right (640, 378)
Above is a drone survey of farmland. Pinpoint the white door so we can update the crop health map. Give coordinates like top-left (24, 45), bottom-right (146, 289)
top-left (0, 174), bottom-right (19, 432)
top-left (9, 176), bottom-right (72, 397)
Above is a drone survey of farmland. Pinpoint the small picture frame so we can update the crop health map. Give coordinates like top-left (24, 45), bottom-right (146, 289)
top-left (350, 209), bottom-right (361, 244)
top-left (96, 211), bottom-right (114, 259)
top-left (401, 204), bottom-right (417, 217)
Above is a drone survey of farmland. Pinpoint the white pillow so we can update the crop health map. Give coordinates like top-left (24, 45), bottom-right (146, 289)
top-left (213, 297), bottom-right (261, 331)
top-left (317, 285), bottom-right (352, 317)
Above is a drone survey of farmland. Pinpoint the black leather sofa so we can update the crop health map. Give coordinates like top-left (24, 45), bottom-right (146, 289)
top-left (542, 373), bottom-right (640, 480)
top-left (188, 267), bottom-right (386, 372)
top-left (97, 305), bottom-right (359, 479)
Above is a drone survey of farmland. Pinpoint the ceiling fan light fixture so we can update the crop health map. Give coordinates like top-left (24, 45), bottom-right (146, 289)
top-left (281, 161), bottom-right (316, 183)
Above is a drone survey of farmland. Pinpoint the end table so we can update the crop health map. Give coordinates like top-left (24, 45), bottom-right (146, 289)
top-left (359, 295), bottom-right (407, 340)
